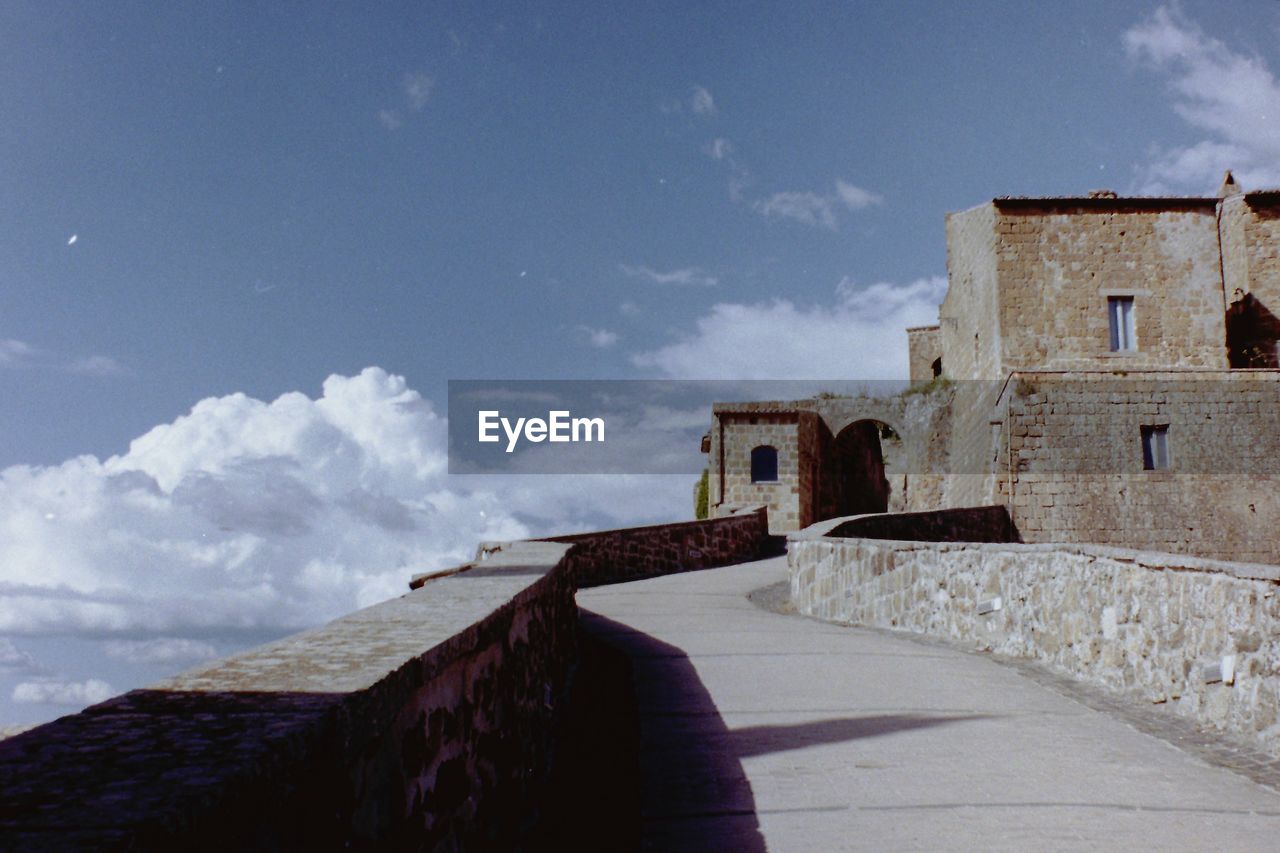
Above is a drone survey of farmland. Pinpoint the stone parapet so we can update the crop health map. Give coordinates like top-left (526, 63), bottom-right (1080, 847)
top-left (0, 509), bottom-right (769, 849)
top-left (790, 515), bottom-right (1280, 756)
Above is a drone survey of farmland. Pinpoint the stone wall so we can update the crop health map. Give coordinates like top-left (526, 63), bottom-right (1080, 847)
top-left (0, 511), bottom-right (769, 849)
top-left (991, 200), bottom-right (1227, 372)
top-left (708, 408), bottom-right (815, 533)
top-left (828, 504), bottom-right (1018, 543)
top-left (1001, 372), bottom-right (1280, 564)
top-left (790, 522), bottom-right (1280, 756)
top-left (906, 325), bottom-right (941, 383)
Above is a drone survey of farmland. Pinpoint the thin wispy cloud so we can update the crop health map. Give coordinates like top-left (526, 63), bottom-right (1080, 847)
top-left (0, 340), bottom-right (126, 377)
top-left (1125, 6), bottom-right (1280, 191)
top-left (0, 639), bottom-right (41, 675)
top-left (704, 137), bottom-right (752, 201)
top-left (577, 326), bottom-right (619, 348)
top-left (377, 109), bottom-right (403, 130)
top-left (754, 179), bottom-right (883, 230)
top-left (378, 71), bottom-right (435, 130)
top-left (403, 72), bottom-right (434, 111)
top-left (690, 85), bottom-right (716, 116)
top-left (0, 339), bottom-right (36, 366)
top-left (68, 355), bottom-right (130, 378)
top-left (619, 264), bottom-right (719, 287)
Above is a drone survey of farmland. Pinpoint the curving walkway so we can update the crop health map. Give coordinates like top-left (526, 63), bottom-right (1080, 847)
top-left (577, 555), bottom-right (1280, 851)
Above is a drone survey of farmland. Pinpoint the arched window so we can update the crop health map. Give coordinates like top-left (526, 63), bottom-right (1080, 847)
top-left (750, 445), bottom-right (778, 483)
top-left (931, 357), bottom-right (942, 378)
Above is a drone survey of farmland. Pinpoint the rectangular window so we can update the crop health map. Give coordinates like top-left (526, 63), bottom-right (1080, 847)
top-left (1141, 425), bottom-right (1169, 470)
top-left (1108, 296), bottom-right (1136, 352)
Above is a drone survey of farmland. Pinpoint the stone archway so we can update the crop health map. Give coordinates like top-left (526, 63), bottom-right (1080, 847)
top-left (829, 420), bottom-right (893, 517)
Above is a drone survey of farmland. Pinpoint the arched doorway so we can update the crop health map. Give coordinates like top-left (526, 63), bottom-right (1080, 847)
top-left (830, 420), bottom-right (896, 517)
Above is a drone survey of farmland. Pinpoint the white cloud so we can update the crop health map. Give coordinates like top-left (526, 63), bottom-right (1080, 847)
top-left (1125, 6), bottom-right (1280, 191)
top-left (690, 85), bottom-right (717, 116)
top-left (403, 73), bottom-right (434, 111)
top-left (619, 301), bottom-right (641, 317)
top-left (754, 179), bottom-right (883, 230)
top-left (619, 264), bottom-right (718, 287)
top-left (754, 191), bottom-right (840, 230)
top-left (378, 109), bottom-right (403, 130)
top-left (103, 638), bottom-right (218, 665)
top-left (706, 138), bottom-right (733, 160)
top-left (12, 678), bottom-right (116, 707)
top-left (68, 355), bottom-right (129, 378)
top-left (0, 368), bottom-right (691, 650)
top-left (835, 180), bottom-right (884, 210)
top-left (578, 326), bottom-right (619, 348)
top-left (632, 276), bottom-right (947, 379)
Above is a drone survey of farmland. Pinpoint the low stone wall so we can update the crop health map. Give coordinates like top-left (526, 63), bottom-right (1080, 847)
top-left (790, 520), bottom-right (1280, 755)
top-left (542, 506), bottom-right (770, 588)
top-left (0, 510), bottom-right (769, 849)
top-left (827, 505), bottom-right (1018, 543)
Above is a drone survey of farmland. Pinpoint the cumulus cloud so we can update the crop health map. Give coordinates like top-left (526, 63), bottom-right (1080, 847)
top-left (690, 85), bottom-right (717, 116)
top-left (577, 326), bottom-right (619, 348)
top-left (0, 369), bottom-right (525, 639)
top-left (0, 368), bottom-right (692, 658)
top-left (1125, 6), bottom-right (1280, 191)
top-left (619, 264), bottom-right (718, 287)
top-left (12, 678), bottom-right (116, 707)
top-left (754, 179), bottom-right (883, 230)
top-left (632, 276), bottom-right (946, 379)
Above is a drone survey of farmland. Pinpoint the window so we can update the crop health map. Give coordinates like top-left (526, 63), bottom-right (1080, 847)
top-left (1141, 425), bottom-right (1169, 470)
top-left (750, 445), bottom-right (778, 483)
top-left (1108, 296), bottom-right (1136, 352)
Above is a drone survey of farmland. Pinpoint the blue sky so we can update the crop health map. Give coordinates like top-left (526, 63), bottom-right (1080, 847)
top-left (3, 1), bottom-right (1280, 726)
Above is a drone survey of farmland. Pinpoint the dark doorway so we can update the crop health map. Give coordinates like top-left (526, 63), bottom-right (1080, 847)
top-left (1226, 292), bottom-right (1280, 368)
top-left (830, 421), bottom-right (891, 517)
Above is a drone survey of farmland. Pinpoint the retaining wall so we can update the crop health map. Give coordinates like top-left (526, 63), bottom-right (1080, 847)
top-left (790, 511), bottom-right (1280, 755)
top-left (0, 509), bottom-right (768, 849)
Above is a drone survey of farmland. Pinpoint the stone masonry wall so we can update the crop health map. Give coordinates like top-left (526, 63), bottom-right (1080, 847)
top-left (790, 527), bottom-right (1280, 757)
top-left (992, 202), bottom-right (1227, 372)
top-left (906, 325), bottom-right (941, 383)
top-left (942, 203), bottom-right (1003, 380)
top-left (710, 412), bottom-right (808, 533)
top-left (1003, 372), bottom-right (1280, 564)
top-left (0, 511), bottom-right (769, 849)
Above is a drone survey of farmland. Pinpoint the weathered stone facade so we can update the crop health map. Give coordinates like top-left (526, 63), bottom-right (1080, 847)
top-left (707, 177), bottom-right (1280, 564)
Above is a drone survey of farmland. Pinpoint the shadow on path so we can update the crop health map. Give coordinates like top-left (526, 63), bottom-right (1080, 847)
top-left (564, 609), bottom-right (992, 851)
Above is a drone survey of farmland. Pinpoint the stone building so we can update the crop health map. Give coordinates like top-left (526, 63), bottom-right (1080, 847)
top-left (704, 173), bottom-right (1280, 564)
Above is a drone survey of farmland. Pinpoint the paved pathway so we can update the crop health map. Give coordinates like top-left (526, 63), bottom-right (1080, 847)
top-left (577, 556), bottom-right (1280, 851)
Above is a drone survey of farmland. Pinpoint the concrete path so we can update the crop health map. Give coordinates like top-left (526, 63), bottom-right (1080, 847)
top-left (577, 556), bottom-right (1280, 851)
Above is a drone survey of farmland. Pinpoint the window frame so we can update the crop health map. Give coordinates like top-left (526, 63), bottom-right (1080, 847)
top-left (1108, 295), bottom-right (1136, 353)
top-left (750, 445), bottom-right (779, 483)
top-left (1140, 424), bottom-right (1170, 471)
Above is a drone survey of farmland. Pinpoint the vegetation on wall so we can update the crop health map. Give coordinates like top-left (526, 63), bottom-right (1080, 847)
top-left (694, 468), bottom-right (709, 520)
